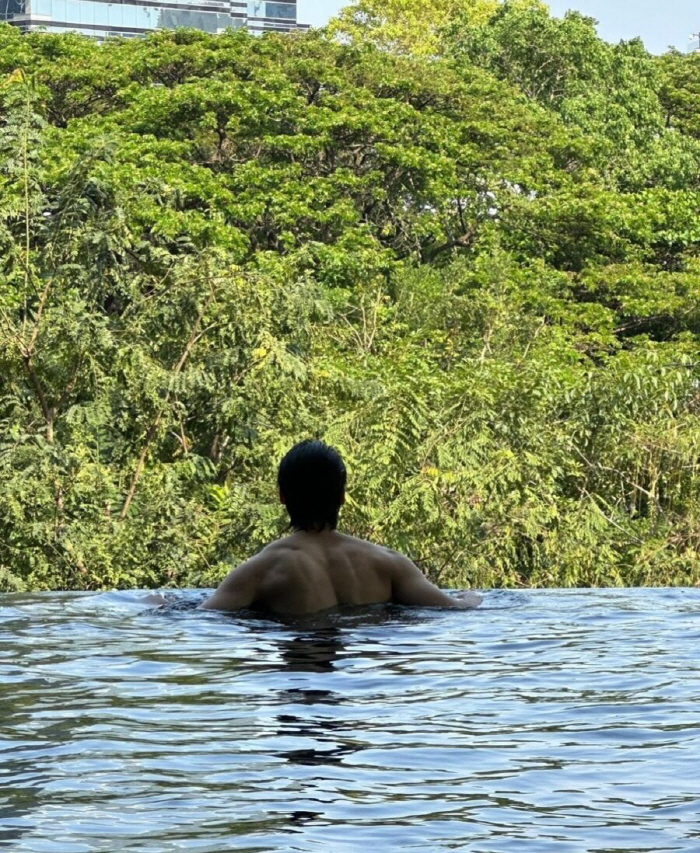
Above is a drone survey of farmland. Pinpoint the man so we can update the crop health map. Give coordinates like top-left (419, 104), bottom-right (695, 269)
top-left (200, 440), bottom-right (482, 614)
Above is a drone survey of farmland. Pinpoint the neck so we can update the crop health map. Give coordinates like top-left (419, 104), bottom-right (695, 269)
top-left (292, 527), bottom-right (339, 536)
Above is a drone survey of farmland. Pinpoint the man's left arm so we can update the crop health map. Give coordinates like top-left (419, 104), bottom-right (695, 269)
top-left (199, 557), bottom-right (266, 612)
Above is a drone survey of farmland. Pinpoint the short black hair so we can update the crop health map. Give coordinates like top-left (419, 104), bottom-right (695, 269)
top-left (277, 440), bottom-right (346, 531)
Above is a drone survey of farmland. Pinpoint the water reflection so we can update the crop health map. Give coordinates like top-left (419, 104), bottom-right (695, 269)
top-left (272, 628), bottom-right (364, 767)
top-left (279, 629), bottom-right (344, 673)
top-left (0, 777), bottom-right (41, 847)
top-left (1, 590), bottom-right (700, 852)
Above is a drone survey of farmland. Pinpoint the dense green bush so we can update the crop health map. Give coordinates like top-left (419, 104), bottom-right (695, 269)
top-left (0, 10), bottom-right (698, 592)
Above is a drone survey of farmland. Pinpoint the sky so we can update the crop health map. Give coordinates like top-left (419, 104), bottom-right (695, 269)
top-left (296, 0), bottom-right (700, 55)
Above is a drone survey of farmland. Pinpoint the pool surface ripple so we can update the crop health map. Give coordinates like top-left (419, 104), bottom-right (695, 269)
top-left (1, 588), bottom-right (699, 852)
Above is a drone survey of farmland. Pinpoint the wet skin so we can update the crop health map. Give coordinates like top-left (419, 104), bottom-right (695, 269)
top-left (199, 530), bottom-right (482, 616)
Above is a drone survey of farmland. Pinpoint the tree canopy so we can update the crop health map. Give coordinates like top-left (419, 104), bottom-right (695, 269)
top-left (0, 9), bottom-right (698, 593)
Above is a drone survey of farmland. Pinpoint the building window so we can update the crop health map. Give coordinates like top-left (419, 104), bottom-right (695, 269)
top-left (248, 1), bottom-right (295, 20)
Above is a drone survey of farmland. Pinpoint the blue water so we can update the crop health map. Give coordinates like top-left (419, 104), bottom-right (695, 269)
top-left (1, 588), bottom-right (699, 852)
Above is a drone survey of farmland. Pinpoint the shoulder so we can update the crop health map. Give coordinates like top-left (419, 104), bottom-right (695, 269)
top-left (338, 535), bottom-right (413, 576)
top-left (223, 539), bottom-right (294, 584)
top-left (335, 532), bottom-right (392, 557)
top-left (253, 537), bottom-right (298, 562)
top-left (201, 540), bottom-right (294, 611)
top-left (367, 541), bottom-right (415, 567)
top-left (252, 538), bottom-right (305, 583)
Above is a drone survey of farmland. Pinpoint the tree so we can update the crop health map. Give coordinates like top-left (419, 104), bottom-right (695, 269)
top-left (327, 0), bottom-right (544, 57)
top-left (0, 23), bottom-right (697, 592)
top-left (658, 50), bottom-right (700, 139)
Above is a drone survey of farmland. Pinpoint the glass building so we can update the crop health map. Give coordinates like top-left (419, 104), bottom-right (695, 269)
top-left (0, 0), bottom-right (306, 40)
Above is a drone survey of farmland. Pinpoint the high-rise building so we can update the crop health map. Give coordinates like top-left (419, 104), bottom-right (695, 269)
top-left (0, 0), bottom-right (307, 40)
top-left (246, 0), bottom-right (299, 35)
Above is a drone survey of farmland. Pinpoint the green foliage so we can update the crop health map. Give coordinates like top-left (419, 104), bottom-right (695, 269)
top-left (327, 0), bottom-right (544, 57)
top-left (443, 4), bottom-right (700, 192)
top-left (659, 50), bottom-right (700, 141)
top-left (0, 17), bottom-right (698, 593)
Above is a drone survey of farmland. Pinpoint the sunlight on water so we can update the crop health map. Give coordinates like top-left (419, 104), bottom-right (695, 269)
top-left (1, 589), bottom-right (699, 852)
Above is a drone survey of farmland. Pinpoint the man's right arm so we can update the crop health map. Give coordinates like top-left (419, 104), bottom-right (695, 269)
top-left (389, 553), bottom-right (482, 609)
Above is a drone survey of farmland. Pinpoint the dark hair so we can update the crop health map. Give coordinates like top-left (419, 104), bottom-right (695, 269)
top-left (277, 440), bottom-right (346, 531)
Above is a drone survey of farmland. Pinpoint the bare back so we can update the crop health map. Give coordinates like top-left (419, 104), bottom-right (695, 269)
top-left (200, 531), bottom-right (481, 615)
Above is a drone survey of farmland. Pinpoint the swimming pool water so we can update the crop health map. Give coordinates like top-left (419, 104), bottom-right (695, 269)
top-left (1, 588), bottom-right (699, 852)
